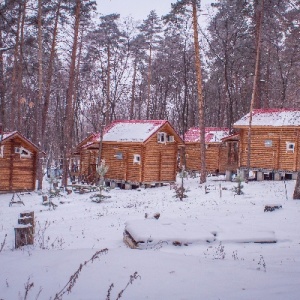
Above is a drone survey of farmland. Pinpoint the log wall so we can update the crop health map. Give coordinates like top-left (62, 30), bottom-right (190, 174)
top-left (0, 137), bottom-right (37, 191)
top-left (143, 134), bottom-right (177, 183)
top-left (238, 128), bottom-right (300, 172)
top-left (185, 142), bottom-right (232, 174)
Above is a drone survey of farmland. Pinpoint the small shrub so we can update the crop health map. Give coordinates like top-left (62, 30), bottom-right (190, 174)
top-left (257, 255), bottom-right (266, 272)
top-left (172, 184), bottom-right (189, 201)
top-left (233, 176), bottom-right (244, 195)
top-left (213, 242), bottom-right (226, 260)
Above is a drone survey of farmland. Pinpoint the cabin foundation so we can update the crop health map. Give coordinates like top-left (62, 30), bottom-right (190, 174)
top-left (125, 183), bottom-right (132, 190)
top-left (274, 172), bottom-right (281, 181)
top-left (238, 169), bottom-right (246, 181)
top-left (225, 170), bottom-right (232, 181)
top-left (257, 171), bottom-right (264, 181)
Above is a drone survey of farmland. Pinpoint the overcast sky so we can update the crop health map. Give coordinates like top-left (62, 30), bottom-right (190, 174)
top-left (96, 0), bottom-right (213, 22)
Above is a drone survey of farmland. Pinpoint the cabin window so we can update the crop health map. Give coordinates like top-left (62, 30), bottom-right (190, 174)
top-left (264, 140), bottom-right (273, 147)
top-left (15, 147), bottom-right (21, 154)
top-left (0, 145), bottom-right (4, 158)
top-left (157, 132), bottom-right (174, 143)
top-left (133, 154), bottom-right (141, 164)
top-left (167, 135), bottom-right (174, 142)
top-left (286, 142), bottom-right (295, 153)
top-left (15, 146), bottom-right (32, 158)
top-left (20, 147), bottom-right (32, 158)
top-left (157, 132), bottom-right (166, 143)
top-left (114, 152), bottom-right (123, 159)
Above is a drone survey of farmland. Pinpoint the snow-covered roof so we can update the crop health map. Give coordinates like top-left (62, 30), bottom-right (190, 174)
top-left (234, 109), bottom-right (300, 127)
top-left (0, 131), bottom-right (43, 153)
top-left (1, 131), bottom-right (18, 141)
top-left (184, 127), bottom-right (230, 143)
top-left (92, 120), bottom-right (168, 143)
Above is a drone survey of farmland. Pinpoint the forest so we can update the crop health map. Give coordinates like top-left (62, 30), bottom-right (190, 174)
top-left (0, 0), bottom-right (299, 165)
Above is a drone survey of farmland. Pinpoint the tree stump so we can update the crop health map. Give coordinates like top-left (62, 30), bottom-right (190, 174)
top-left (42, 195), bottom-right (48, 204)
top-left (20, 211), bottom-right (34, 219)
top-left (19, 211), bottom-right (35, 233)
top-left (14, 225), bottom-right (34, 248)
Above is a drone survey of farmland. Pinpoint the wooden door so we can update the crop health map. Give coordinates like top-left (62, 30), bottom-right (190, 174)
top-left (159, 148), bottom-right (176, 182)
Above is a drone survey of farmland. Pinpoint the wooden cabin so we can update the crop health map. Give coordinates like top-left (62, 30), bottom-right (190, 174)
top-left (77, 120), bottom-right (183, 187)
top-left (0, 131), bottom-right (41, 192)
top-left (233, 108), bottom-right (300, 180)
top-left (184, 127), bottom-right (237, 174)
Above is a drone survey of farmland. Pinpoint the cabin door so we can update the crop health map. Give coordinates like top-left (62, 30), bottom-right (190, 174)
top-left (159, 149), bottom-right (176, 181)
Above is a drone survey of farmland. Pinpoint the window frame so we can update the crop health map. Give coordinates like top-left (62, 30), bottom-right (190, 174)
top-left (157, 132), bottom-right (175, 143)
top-left (114, 152), bottom-right (123, 160)
top-left (15, 146), bottom-right (32, 158)
top-left (264, 140), bottom-right (273, 147)
top-left (20, 147), bottom-right (32, 158)
top-left (0, 145), bottom-right (4, 158)
top-left (157, 132), bottom-right (166, 143)
top-left (133, 154), bottom-right (141, 164)
top-left (286, 142), bottom-right (295, 153)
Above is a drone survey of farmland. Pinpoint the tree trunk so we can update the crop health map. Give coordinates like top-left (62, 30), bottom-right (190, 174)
top-left (192, 0), bottom-right (206, 184)
top-left (105, 44), bottom-right (111, 126)
top-left (293, 172), bottom-right (300, 199)
top-left (253, 0), bottom-right (264, 109)
top-left (62, 0), bottom-right (81, 187)
top-left (10, 2), bottom-right (22, 130)
top-left (246, 0), bottom-right (264, 182)
top-left (146, 43), bottom-right (152, 120)
top-left (42, 0), bottom-right (61, 141)
top-left (73, 25), bottom-right (85, 146)
top-left (36, 0), bottom-right (43, 190)
top-left (17, 0), bottom-right (26, 130)
top-left (0, 30), bottom-right (5, 128)
top-left (130, 58), bottom-right (137, 120)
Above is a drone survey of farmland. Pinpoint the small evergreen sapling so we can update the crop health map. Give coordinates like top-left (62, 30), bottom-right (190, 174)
top-left (91, 160), bottom-right (110, 203)
top-left (172, 167), bottom-right (189, 201)
top-left (233, 176), bottom-right (244, 195)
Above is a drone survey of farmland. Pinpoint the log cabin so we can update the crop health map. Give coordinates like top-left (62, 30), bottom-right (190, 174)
top-left (77, 120), bottom-right (183, 187)
top-left (233, 108), bottom-right (300, 180)
top-left (184, 127), bottom-right (237, 175)
top-left (0, 131), bottom-right (42, 192)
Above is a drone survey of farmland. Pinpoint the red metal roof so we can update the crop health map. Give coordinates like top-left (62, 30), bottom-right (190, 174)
top-left (184, 127), bottom-right (230, 143)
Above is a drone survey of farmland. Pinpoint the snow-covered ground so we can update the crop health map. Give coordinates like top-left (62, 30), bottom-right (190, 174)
top-left (0, 175), bottom-right (300, 300)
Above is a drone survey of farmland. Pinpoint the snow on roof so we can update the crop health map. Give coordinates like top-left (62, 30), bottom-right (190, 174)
top-left (0, 131), bottom-right (43, 152)
top-left (234, 109), bottom-right (300, 127)
top-left (221, 133), bottom-right (239, 142)
top-left (184, 127), bottom-right (230, 143)
top-left (1, 131), bottom-right (17, 141)
top-left (92, 120), bottom-right (168, 143)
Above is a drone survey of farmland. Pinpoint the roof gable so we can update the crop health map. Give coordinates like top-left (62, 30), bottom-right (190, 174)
top-left (184, 127), bottom-right (230, 143)
top-left (234, 109), bottom-right (300, 127)
top-left (1, 131), bottom-right (18, 141)
top-left (1, 131), bottom-right (42, 152)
